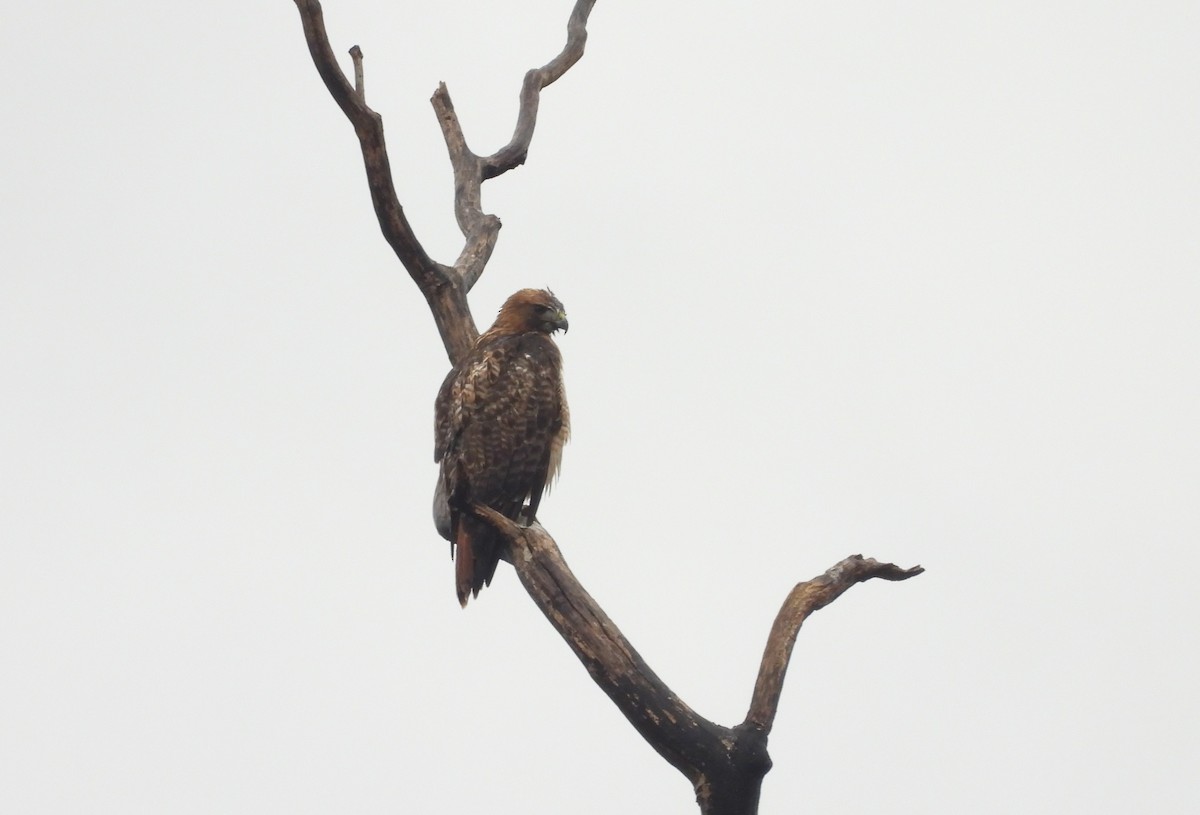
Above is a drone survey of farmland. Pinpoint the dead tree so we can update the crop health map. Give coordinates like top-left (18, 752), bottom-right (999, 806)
top-left (292, 2), bottom-right (923, 812)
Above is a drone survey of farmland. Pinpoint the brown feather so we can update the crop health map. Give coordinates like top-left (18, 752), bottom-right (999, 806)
top-left (454, 523), bottom-right (474, 608)
top-left (434, 289), bottom-right (569, 607)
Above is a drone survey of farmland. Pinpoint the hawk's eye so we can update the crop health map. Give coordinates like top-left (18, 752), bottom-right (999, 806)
top-left (534, 304), bottom-right (551, 313)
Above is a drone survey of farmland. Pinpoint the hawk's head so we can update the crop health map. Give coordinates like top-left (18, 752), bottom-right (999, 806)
top-left (495, 288), bottom-right (569, 335)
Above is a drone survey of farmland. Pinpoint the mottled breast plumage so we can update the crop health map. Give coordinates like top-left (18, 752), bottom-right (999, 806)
top-left (432, 288), bottom-right (569, 605)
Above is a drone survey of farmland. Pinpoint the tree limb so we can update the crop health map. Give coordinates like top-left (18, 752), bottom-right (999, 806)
top-left (294, 3), bottom-right (924, 811)
top-left (430, 0), bottom-right (597, 290)
top-left (745, 556), bottom-right (925, 733)
top-left (472, 506), bottom-right (726, 783)
top-left (473, 505), bottom-right (921, 814)
top-left (294, 0), bottom-right (596, 363)
top-left (293, 0), bottom-right (476, 361)
top-left (428, 85), bottom-right (498, 292)
top-left (483, 0), bottom-right (597, 179)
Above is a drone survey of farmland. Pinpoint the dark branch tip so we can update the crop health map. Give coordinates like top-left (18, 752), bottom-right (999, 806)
top-left (348, 45), bottom-right (365, 99)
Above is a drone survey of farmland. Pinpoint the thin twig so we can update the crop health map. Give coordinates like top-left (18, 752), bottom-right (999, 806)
top-left (350, 45), bottom-right (364, 99)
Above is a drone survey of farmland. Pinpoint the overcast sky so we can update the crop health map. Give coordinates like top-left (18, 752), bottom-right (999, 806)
top-left (2, 1), bottom-right (1197, 813)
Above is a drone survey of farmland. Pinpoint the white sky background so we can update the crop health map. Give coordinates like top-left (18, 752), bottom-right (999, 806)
top-left (2, 1), bottom-right (1197, 812)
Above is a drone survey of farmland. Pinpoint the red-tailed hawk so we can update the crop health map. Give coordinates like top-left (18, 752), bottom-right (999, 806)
top-left (434, 288), bottom-right (570, 606)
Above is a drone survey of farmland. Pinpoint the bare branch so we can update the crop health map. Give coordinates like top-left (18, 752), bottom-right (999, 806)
top-left (291, 1), bottom-right (438, 281)
top-left (430, 85), bottom-right (500, 291)
top-left (483, 0), bottom-right (597, 179)
top-left (349, 45), bottom-right (365, 98)
top-left (474, 505), bottom-right (920, 814)
top-left (471, 506), bottom-right (726, 785)
top-left (429, 0), bottom-right (595, 288)
top-left (292, 0), bottom-right (477, 361)
top-left (295, 4), bottom-right (924, 811)
top-left (295, 0), bottom-right (596, 362)
top-left (745, 556), bottom-right (925, 732)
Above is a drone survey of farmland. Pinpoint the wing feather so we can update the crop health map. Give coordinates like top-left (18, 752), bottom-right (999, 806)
top-left (433, 328), bottom-right (567, 604)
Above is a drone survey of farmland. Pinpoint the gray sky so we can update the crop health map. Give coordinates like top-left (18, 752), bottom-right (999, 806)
top-left (3, 1), bottom-right (1197, 812)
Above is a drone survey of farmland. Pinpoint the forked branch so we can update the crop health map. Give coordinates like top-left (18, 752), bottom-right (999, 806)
top-left (431, 0), bottom-right (597, 288)
top-left (293, 0), bottom-right (596, 362)
top-left (293, 3), bottom-right (923, 812)
top-left (293, 1), bottom-right (462, 339)
top-left (474, 505), bottom-right (922, 814)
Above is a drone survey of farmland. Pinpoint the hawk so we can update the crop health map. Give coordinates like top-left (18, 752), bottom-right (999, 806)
top-left (433, 288), bottom-right (570, 606)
